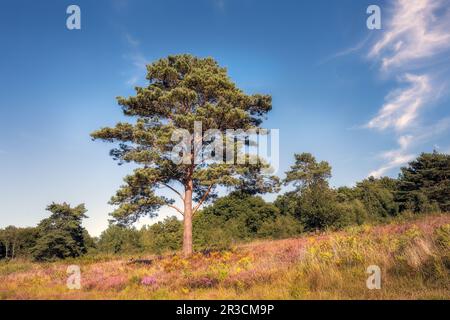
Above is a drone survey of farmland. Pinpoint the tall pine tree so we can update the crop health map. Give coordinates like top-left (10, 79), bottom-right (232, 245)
top-left (91, 54), bottom-right (277, 256)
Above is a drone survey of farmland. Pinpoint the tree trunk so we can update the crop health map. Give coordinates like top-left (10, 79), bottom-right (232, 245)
top-left (183, 177), bottom-right (193, 257)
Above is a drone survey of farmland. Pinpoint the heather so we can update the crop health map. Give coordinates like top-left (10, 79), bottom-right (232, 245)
top-left (1, 214), bottom-right (448, 300)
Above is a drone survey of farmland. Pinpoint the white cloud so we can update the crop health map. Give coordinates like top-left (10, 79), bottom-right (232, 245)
top-left (366, 73), bottom-right (431, 131)
top-left (369, 0), bottom-right (450, 70)
top-left (368, 135), bottom-right (416, 178)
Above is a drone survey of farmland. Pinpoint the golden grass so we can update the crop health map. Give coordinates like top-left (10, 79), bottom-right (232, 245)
top-left (1, 214), bottom-right (449, 300)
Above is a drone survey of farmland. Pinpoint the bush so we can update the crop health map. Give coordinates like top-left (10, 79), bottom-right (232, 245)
top-left (296, 184), bottom-right (341, 230)
top-left (141, 216), bottom-right (182, 254)
top-left (335, 200), bottom-right (367, 228)
top-left (355, 178), bottom-right (399, 219)
top-left (97, 225), bottom-right (142, 254)
top-left (257, 215), bottom-right (303, 239)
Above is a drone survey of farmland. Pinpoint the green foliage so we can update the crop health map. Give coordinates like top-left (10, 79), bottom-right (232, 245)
top-left (193, 193), bottom-right (294, 249)
top-left (202, 192), bottom-right (279, 235)
top-left (141, 216), bottom-right (183, 254)
top-left (283, 153), bottom-right (342, 230)
top-left (193, 213), bottom-right (234, 251)
top-left (334, 199), bottom-right (368, 227)
top-left (32, 203), bottom-right (88, 261)
top-left (397, 151), bottom-right (450, 212)
top-left (0, 226), bottom-right (37, 259)
top-left (284, 153), bottom-right (332, 191)
top-left (97, 225), bottom-right (142, 254)
top-left (295, 184), bottom-right (340, 230)
top-left (274, 191), bottom-right (297, 216)
top-left (353, 177), bottom-right (399, 219)
top-left (257, 215), bottom-right (304, 239)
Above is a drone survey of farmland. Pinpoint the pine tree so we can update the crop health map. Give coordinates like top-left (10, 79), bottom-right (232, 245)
top-left (397, 151), bottom-right (450, 212)
top-left (91, 54), bottom-right (277, 256)
top-left (32, 203), bottom-right (88, 261)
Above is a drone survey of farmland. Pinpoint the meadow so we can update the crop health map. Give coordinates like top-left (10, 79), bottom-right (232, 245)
top-left (1, 214), bottom-right (449, 300)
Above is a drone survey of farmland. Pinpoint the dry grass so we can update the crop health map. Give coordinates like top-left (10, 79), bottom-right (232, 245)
top-left (1, 214), bottom-right (449, 300)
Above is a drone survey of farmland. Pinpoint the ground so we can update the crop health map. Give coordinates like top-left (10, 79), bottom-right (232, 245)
top-left (1, 214), bottom-right (449, 300)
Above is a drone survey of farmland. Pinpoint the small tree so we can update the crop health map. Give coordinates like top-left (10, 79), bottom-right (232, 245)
top-left (91, 54), bottom-right (277, 256)
top-left (33, 203), bottom-right (88, 261)
top-left (284, 153), bottom-right (332, 192)
top-left (354, 177), bottom-right (399, 219)
top-left (284, 153), bottom-right (339, 230)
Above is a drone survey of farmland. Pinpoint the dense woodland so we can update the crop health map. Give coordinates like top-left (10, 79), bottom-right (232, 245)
top-left (1, 151), bottom-right (449, 261)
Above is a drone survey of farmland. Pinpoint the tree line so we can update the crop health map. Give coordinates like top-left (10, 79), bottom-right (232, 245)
top-left (1, 151), bottom-right (448, 261)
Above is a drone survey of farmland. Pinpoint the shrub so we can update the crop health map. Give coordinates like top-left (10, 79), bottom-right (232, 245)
top-left (335, 199), bottom-right (367, 228)
top-left (257, 215), bottom-right (303, 239)
top-left (296, 184), bottom-right (341, 230)
top-left (97, 225), bottom-right (142, 254)
top-left (141, 216), bottom-right (182, 254)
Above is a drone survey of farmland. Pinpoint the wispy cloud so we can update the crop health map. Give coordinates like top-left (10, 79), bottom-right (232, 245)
top-left (369, 135), bottom-right (416, 178)
top-left (122, 33), bottom-right (148, 86)
top-left (319, 34), bottom-right (373, 65)
top-left (369, 0), bottom-right (450, 70)
top-left (366, 73), bottom-right (432, 131)
top-left (363, 0), bottom-right (450, 176)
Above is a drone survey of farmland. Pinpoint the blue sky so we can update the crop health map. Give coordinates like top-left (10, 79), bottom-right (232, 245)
top-left (1, 0), bottom-right (449, 236)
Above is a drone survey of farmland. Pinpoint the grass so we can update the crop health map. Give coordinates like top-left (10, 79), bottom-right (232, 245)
top-left (0, 214), bottom-right (449, 300)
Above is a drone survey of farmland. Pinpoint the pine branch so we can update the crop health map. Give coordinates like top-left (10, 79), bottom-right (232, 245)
top-left (193, 184), bottom-right (213, 215)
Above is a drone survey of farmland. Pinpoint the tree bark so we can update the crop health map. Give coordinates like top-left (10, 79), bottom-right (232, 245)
top-left (183, 174), bottom-right (194, 257)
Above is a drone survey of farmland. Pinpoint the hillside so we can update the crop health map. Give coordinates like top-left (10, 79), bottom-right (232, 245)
top-left (1, 214), bottom-right (449, 300)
